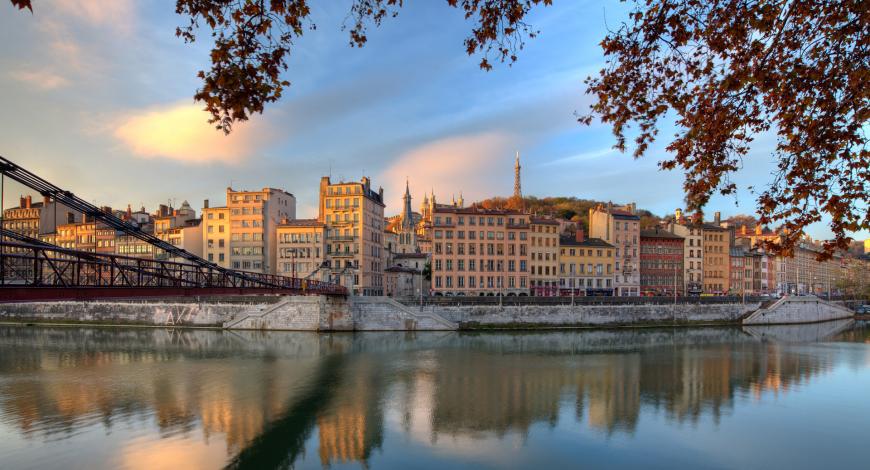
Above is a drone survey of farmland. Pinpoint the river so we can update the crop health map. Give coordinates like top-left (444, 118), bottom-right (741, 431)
top-left (0, 321), bottom-right (868, 469)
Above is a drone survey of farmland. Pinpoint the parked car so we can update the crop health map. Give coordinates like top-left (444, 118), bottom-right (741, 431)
top-left (855, 304), bottom-right (870, 315)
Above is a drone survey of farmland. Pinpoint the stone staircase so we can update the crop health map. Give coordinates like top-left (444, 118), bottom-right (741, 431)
top-left (379, 297), bottom-right (457, 330)
top-left (223, 298), bottom-right (295, 329)
top-left (742, 295), bottom-right (854, 325)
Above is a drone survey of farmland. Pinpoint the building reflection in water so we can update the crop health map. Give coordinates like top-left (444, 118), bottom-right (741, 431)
top-left (0, 322), bottom-right (861, 468)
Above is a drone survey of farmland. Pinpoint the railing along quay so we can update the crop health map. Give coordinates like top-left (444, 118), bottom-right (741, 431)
top-left (399, 295), bottom-right (867, 308)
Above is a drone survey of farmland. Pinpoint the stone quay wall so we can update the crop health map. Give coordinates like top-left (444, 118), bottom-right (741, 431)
top-left (428, 302), bottom-right (759, 329)
top-left (0, 295), bottom-right (853, 331)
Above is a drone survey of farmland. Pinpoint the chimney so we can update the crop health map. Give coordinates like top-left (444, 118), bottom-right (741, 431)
top-left (576, 229), bottom-right (585, 243)
top-left (714, 211), bottom-right (721, 224)
top-left (630, 202), bottom-right (636, 214)
top-left (43, 194), bottom-right (51, 205)
top-left (25, 195), bottom-right (32, 208)
top-left (203, 199), bottom-right (209, 209)
top-left (741, 225), bottom-right (747, 235)
top-left (675, 208), bottom-right (683, 222)
top-left (755, 225), bottom-right (762, 235)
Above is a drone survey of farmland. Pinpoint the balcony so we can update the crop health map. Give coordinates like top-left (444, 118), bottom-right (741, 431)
top-left (328, 235), bottom-right (356, 241)
top-left (330, 250), bottom-right (358, 258)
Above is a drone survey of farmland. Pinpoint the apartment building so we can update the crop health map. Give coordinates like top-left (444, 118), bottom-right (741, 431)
top-left (276, 219), bottom-right (325, 279)
top-left (702, 213), bottom-right (731, 294)
top-left (429, 205), bottom-right (530, 296)
top-left (151, 201), bottom-right (201, 261)
top-left (668, 209), bottom-right (703, 295)
top-left (529, 217), bottom-right (560, 296)
top-left (227, 187), bottom-right (296, 274)
top-left (318, 176), bottom-right (385, 296)
top-left (558, 230), bottom-right (616, 296)
top-left (589, 202), bottom-right (640, 296)
top-left (2, 195), bottom-right (80, 240)
top-left (639, 228), bottom-right (684, 296)
top-left (96, 226), bottom-right (116, 255)
top-left (775, 238), bottom-right (844, 295)
top-left (202, 203), bottom-right (231, 268)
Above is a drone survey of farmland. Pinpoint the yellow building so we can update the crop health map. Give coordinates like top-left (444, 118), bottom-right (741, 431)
top-left (701, 214), bottom-right (730, 294)
top-left (276, 219), bottom-right (326, 279)
top-left (202, 204), bottom-right (231, 268)
top-left (318, 176), bottom-right (386, 296)
top-left (558, 230), bottom-right (616, 296)
top-left (530, 216), bottom-right (560, 296)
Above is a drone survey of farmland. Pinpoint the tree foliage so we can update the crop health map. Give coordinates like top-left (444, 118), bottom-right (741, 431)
top-left (9, 0), bottom-right (867, 258)
top-left (9, 0), bottom-right (29, 12)
top-left (582, 0), bottom-right (869, 259)
top-left (171, 0), bottom-right (549, 133)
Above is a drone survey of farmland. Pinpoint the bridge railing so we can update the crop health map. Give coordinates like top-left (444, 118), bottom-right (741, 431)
top-left (0, 241), bottom-right (346, 295)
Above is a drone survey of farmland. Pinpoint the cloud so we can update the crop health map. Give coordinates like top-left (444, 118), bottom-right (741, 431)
top-left (380, 132), bottom-right (518, 213)
top-left (54, 0), bottom-right (135, 34)
top-left (113, 102), bottom-right (265, 165)
top-left (541, 147), bottom-right (616, 166)
top-left (8, 68), bottom-right (70, 90)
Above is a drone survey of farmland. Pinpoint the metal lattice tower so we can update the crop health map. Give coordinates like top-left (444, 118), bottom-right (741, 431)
top-left (513, 151), bottom-right (522, 200)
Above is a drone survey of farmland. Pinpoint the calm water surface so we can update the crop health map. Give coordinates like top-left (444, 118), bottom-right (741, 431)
top-left (1, 321), bottom-right (869, 469)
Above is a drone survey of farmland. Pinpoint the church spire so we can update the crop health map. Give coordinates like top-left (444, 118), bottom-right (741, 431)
top-left (402, 178), bottom-right (413, 229)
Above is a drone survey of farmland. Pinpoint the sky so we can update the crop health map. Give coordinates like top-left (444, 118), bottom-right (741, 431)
top-left (0, 0), bottom-right (863, 240)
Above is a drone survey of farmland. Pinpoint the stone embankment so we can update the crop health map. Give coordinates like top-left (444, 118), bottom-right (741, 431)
top-left (742, 296), bottom-right (855, 325)
top-left (0, 295), bottom-right (855, 331)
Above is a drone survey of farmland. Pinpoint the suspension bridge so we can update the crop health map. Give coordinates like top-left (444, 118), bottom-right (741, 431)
top-left (0, 156), bottom-right (346, 302)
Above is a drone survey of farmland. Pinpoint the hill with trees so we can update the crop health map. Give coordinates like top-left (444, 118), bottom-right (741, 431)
top-left (474, 196), bottom-right (663, 231)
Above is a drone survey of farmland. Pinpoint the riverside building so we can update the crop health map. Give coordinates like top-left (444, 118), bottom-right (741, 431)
top-left (558, 230), bottom-right (616, 296)
top-left (701, 212), bottom-right (731, 294)
top-left (639, 228), bottom-right (684, 296)
top-left (202, 203), bottom-right (231, 268)
top-left (318, 176), bottom-right (386, 296)
top-left (429, 203), bottom-right (530, 296)
top-left (530, 216), bottom-right (560, 296)
top-left (668, 209), bottom-right (704, 295)
top-left (276, 219), bottom-right (326, 279)
top-left (227, 187), bottom-right (296, 274)
top-left (588, 202), bottom-right (641, 296)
